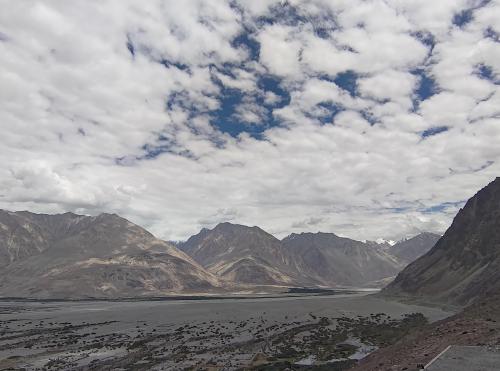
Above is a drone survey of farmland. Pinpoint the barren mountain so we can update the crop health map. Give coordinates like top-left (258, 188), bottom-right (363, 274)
top-left (0, 210), bottom-right (220, 298)
top-left (382, 177), bottom-right (500, 307)
top-left (179, 222), bottom-right (299, 286)
top-left (0, 209), bottom-right (445, 298)
top-left (389, 232), bottom-right (441, 265)
top-left (281, 232), bottom-right (404, 287)
top-left (180, 224), bottom-right (440, 288)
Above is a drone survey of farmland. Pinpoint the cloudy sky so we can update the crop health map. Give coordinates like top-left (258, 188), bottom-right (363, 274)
top-left (1, 0), bottom-right (500, 241)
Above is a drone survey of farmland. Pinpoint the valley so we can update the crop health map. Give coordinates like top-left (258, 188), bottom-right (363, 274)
top-left (0, 292), bottom-right (451, 370)
top-left (2, 1), bottom-right (500, 369)
top-left (2, 179), bottom-right (500, 370)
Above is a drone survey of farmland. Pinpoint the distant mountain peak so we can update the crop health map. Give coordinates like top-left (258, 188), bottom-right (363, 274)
top-left (388, 232), bottom-right (441, 265)
top-left (179, 221), bottom-right (295, 286)
top-left (282, 231), bottom-right (340, 241)
top-left (375, 238), bottom-right (396, 246)
top-left (213, 221), bottom-right (249, 230)
top-left (213, 221), bottom-right (264, 231)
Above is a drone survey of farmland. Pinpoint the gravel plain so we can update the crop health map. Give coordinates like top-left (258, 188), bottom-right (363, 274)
top-left (0, 292), bottom-right (452, 370)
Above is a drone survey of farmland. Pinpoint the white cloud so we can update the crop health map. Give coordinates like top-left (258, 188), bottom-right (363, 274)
top-left (358, 70), bottom-right (417, 103)
top-left (264, 91), bottom-right (281, 105)
top-left (0, 0), bottom-right (499, 243)
top-left (419, 91), bottom-right (476, 127)
top-left (257, 24), bottom-right (303, 77)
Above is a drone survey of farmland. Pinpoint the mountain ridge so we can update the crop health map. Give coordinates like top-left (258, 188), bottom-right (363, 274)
top-left (179, 223), bottom-right (438, 289)
top-left (179, 222), bottom-right (299, 286)
top-left (281, 231), bottom-right (405, 287)
top-left (381, 177), bottom-right (500, 307)
top-left (0, 210), bottom-right (440, 298)
top-left (0, 210), bottom-right (221, 299)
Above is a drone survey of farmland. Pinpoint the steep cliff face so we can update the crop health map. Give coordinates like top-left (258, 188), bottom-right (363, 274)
top-left (0, 210), bottom-right (220, 298)
top-left (382, 178), bottom-right (500, 306)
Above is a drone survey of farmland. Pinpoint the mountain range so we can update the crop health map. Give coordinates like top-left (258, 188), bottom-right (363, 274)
top-left (179, 224), bottom-right (439, 289)
top-left (0, 209), bottom-right (439, 299)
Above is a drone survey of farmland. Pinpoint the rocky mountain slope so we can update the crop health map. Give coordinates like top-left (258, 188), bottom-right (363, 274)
top-left (0, 209), bottom-right (442, 298)
top-left (382, 177), bottom-right (500, 307)
top-left (179, 224), bottom-right (439, 288)
top-left (179, 223), bottom-right (299, 286)
top-left (389, 232), bottom-right (441, 264)
top-left (281, 232), bottom-right (404, 287)
top-left (0, 210), bottom-right (220, 298)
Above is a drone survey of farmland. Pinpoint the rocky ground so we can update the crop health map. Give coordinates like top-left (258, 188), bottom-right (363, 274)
top-left (0, 309), bottom-right (427, 370)
top-left (0, 294), bottom-right (450, 370)
top-left (352, 295), bottom-right (500, 371)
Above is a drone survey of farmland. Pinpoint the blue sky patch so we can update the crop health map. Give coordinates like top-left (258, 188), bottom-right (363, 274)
top-left (137, 135), bottom-right (196, 161)
top-left (453, 0), bottom-right (492, 28)
top-left (452, 9), bottom-right (474, 27)
top-left (207, 80), bottom-right (290, 139)
top-left (422, 126), bottom-right (448, 138)
top-left (141, 143), bottom-right (171, 160)
top-left (166, 91), bottom-right (200, 116)
top-left (474, 64), bottom-right (499, 84)
top-left (208, 76), bottom-right (289, 138)
top-left (334, 70), bottom-right (358, 97)
top-left (257, 75), bottom-right (291, 108)
top-left (158, 58), bottom-right (190, 72)
top-left (412, 31), bottom-right (435, 50)
top-left (310, 11), bottom-right (339, 39)
top-left (422, 201), bottom-right (465, 213)
top-left (209, 87), bottom-right (250, 137)
top-left (484, 26), bottom-right (500, 42)
top-left (360, 110), bottom-right (377, 126)
top-left (411, 68), bottom-right (439, 110)
top-left (139, 134), bottom-right (173, 160)
top-left (257, 3), bottom-right (307, 27)
top-left (206, 75), bottom-right (290, 138)
top-left (314, 26), bottom-right (331, 39)
top-left (232, 32), bottom-right (260, 61)
top-left (314, 102), bottom-right (343, 124)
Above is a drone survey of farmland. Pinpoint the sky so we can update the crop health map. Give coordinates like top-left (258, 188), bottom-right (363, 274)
top-left (1, 0), bottom-right (500, 242)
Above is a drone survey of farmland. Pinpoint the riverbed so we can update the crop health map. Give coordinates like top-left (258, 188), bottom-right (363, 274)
top-left (0, 292), bottom-right (452, 370)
